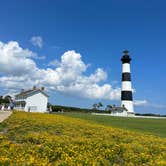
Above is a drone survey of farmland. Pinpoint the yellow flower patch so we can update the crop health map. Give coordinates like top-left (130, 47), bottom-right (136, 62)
top-left (0, 111), bottom-right (165, 165)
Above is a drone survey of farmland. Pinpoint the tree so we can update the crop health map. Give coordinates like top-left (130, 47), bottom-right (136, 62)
top-left (92, 103), bottom-right (98, 110)
top-left (92, 102), bottom-right (103, 110)
top-left (97, 102), bottom-right (103, 110)
top-left (105, 105), bottom-right (113, 113)
top-left (3, 95), bottom-right (11, 103)
top-left (0, 95), bottom-right (11, 104)
top-left (47, 102), bottom-right (52, 108)
top-left (0, 96), bottom-right (3, 104)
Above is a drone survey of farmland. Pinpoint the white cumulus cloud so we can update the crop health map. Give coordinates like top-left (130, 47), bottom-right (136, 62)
top-left (134, 100), bottom-right (148, 106)
top-left (30, 36), bottom-right (43, 48)
top-left (134, 100), bottom-right (166, 109)
top-left (0, 41), bottom-right (121, 100)
top-left (0, 41), bottom-right (37, 76)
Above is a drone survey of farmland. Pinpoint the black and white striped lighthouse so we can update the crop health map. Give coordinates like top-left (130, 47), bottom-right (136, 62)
top-left (121, 50), bottom-right (134, 114)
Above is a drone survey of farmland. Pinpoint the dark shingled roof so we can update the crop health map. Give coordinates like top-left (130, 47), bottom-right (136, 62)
top-left (15, 89), bottom-right (49, 97)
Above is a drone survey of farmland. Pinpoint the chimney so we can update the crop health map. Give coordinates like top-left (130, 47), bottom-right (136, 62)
top-left (33, 86), bottom-right (36, 90)
top-left (41, 87), bottom-right (45, 91)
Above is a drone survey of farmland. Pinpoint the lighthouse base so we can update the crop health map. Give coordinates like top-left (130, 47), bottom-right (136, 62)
top-left (121, 100), bottom-right (134, 114)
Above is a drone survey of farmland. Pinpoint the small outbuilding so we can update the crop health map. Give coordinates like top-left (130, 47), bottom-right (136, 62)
top-left (110, 106), bottom-right (128, 116)
top-left (106, 105), bottom-right (128, 116)
top-left (14, 86), bottom-right (48, 113)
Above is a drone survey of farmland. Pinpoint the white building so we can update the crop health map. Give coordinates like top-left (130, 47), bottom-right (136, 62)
top-left (110, 107), bottom-right (128, 116)
top-left (14, 87), bottom-right (49, 113)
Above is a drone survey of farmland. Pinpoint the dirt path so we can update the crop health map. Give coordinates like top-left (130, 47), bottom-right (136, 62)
top-left (0, 111), bottom-right (12, 123)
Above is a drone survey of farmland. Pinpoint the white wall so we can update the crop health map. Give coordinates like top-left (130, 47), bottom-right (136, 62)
top-left (121, 81), bottom-right (132, 91)
top-left (121, 100), bottom-right (134, 113)
top-left (111, 111), bottom-right (128, 116)
top-left (122, 63), bottom-right (130, 73)
top-left (24, 92), bottom-right (48, 113)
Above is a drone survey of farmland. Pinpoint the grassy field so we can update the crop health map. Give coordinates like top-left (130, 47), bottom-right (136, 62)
top-left (0, 111), bottom-right (166, 165)
top-left (62, 112), bottom-right (166, 138)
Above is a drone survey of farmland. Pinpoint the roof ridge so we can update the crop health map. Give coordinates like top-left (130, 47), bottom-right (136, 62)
top-left (15, 88), bottom-right (48, 97)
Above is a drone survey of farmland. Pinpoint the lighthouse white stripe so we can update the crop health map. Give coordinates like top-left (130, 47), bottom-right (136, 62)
top-left (122, 63), bottom-right (130, 73)
top-left (121, 100), bottom-right (134, 113)
top-left (122, 81), bottom-right (132, 91)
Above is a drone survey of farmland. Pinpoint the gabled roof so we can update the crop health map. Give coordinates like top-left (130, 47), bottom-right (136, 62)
top-left (15, 89), bottom-right (49, 98)
top-left (15, 89), bottom-right (34, 97)
top-left (106, 106), bottom-right (128, 112)
top-left (111, 107), bottom-right (128, 112)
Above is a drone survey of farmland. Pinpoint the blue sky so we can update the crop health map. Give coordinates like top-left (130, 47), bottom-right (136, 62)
top-left (0, 0), bottom-right (165, 114)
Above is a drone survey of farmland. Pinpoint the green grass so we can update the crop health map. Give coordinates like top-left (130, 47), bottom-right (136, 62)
top-left (62, 112), bottom-right (166, 138)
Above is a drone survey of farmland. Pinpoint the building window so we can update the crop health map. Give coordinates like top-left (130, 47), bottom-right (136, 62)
top-left (29, 106), bottom-right (37, 111)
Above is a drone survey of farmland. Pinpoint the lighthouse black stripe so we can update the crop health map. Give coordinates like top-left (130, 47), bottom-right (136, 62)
top-left (121, 58), bottom-right (131, 64)
top-left (122, 73), bottom-right (131, 81)
top-left (121, 61), bottom-right (131, 64)
top-left (121, 91), bottom-right (133, 101)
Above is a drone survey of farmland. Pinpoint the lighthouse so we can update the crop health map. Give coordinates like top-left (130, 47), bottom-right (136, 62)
top-left (121, 50), bottom-right (134, 115)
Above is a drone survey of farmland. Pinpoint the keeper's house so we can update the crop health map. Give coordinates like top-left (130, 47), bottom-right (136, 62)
top-left (14, 86), bottom-right (48, 113)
